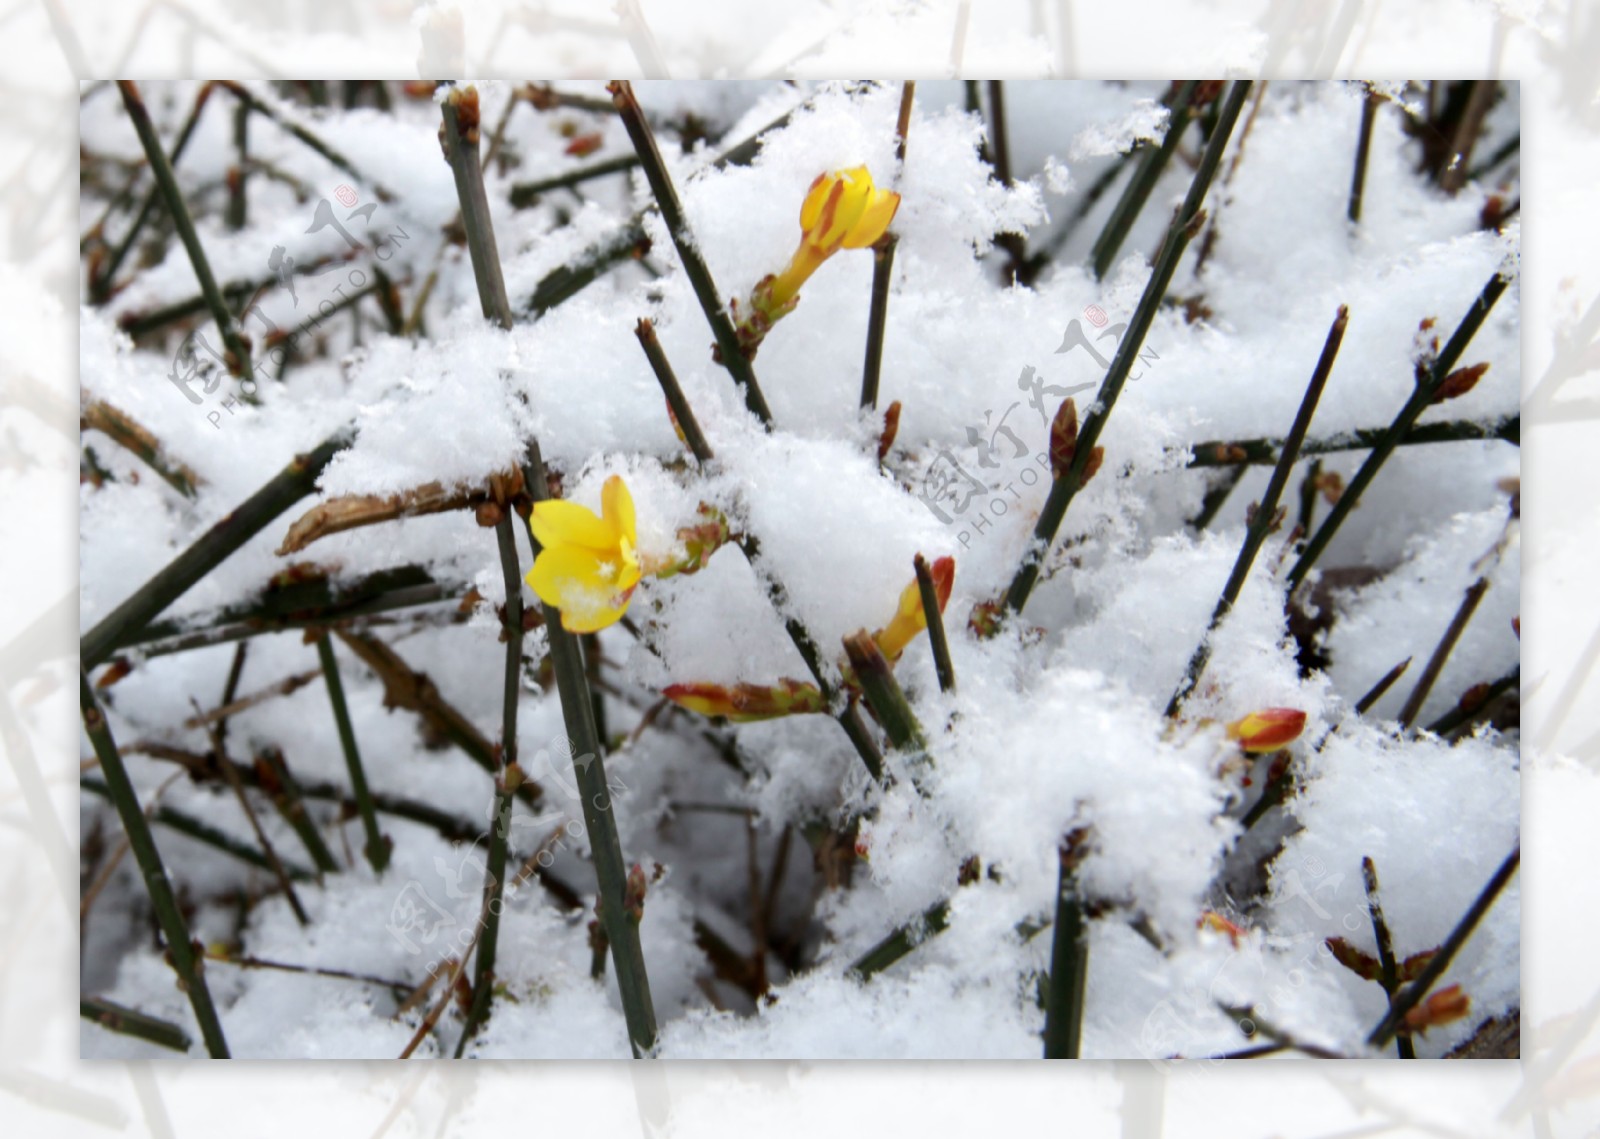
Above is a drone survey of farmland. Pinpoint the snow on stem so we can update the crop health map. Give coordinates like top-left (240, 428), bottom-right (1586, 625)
top-left (1167, 304), bottom-right (1348, 717)
top-left (80, 398), bottom-right (205, 499)
top-left (80, 428), bottom-right (353, 670)
top-left (1006, 79), bottom-right (1255, 619)
top-left (79, 670), bottom-right (231, 1058)
top-left (1090, 80), bottom-right (1199, 281)
top-left (607, 79), bottom-right (776, 428)
top-left (80, 996), bottom-right (193, 1055)
top-left (842, 631), bottom-right (929, 758)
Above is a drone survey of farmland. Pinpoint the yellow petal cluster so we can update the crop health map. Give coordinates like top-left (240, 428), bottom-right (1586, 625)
top-left (526, 475), bottom-right (641, 633)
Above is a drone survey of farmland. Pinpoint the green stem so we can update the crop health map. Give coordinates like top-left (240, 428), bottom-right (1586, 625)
top-left (1186, 414), bottom-right (1519, 468)
top-left (914, 554), bottom-right (956, 694)
top-left (847, 900), bottom-right (950, 979)
top-left (860, 82), bottom-right (916, 411)
top-left (1006, 80), bottom-right (1254, 618)
top-left (81, 429), bottom-right (353, 670)
top-left (218, 81), bottom-right (392, 202)
top-left (439, 85), bottom-right (514, 331)
top-left (842, 631), bottom-right (928, 756)
top-left (607, 80), bottom-right (774, 428)
top-left (1355, 657), bottom-right (1412, 715)
top-left (80, 996), bottom-right (193, 1054)
top-left (456, 517), bottom-right (524, 1055)
top-left (1091, 80), bottom-right (1198, 280)
top-left (1396, 576), bottom-right (1491, 730)
top-left (1366, 844), bottom-right (1519, 1050)
top-left (635, 317), bottom-right (713, 464)
top-left (121, 564), bottom-right (454, 658)
top-left (80, 776), bottom-right (314, 881)
top-left (78, 671), bottom-right (230, 1058)
top-left (523, 441), bottom-right (658, 1058)
top-left (510, 154), bottom-right (641, 206)
top-left (1362, 856), bottom-right (1416, 1058)
top-left (1289, 267), bottom-right (1511, 586)
top-left (1043, 838), bottom-right (1090, 1059)
top-left (315, 634), bottom-right (389, 873)
top-left (117, 81), bottom-right (252, 378)
top-left (1167, 304), bottom-right (1348, 716)
top-left (1348, 86), bottom-right (1379, 224)
top-left (255, 748), bottom-right (340, 875)
top-left (95, 82), bottom-right (216, 299)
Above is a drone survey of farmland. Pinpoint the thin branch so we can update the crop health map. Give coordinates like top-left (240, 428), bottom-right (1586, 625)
top-left (117, 81), bottom-right (252, 378)
top-left (1289, 266), bottom-right (1511, 586)
top-left (455, 517), bottom-right (525, 1055)
top-left (1005, 80), bottom-right (1254, 618)
top-left (635, 317), bottom-right (713, 464)
top-left (1363, 856), bottom-right (1416, 1058)
top-left (523, 440), bottom-right (658, 1057)
top-left (315, 634), bottom-right (389, 873)
top-left (1356, 657), bottom-right (1413, 716)
top-left (1396, 577), bottom-right (1492, 730)
top-left (1091, 81), bottom-right (1198, 280)
top-left (80, 997), bottom-right (192, 1054)
top-left (78, 670), bottom-right (229, 1058)
top-left (1366, 844), bottom-right (1520, 1050)
top-left (509, 154), bottom-right (640, 206)
top-left (842, 631), bottom-right (928, 756)
top-left (438, 85), bottom-right (513, 330)
top-left (607, 80), bottom-right (774, 427)
top-left (1186, 414), bottom-right (1519, 468)
top-left (1043, 837), bottom-right (1091, 1059)
top-left (861, 81), bottom-right (915, 411)
top-left (80, 398), bottom-right (204, 499)
top-left (914, 554), bottom-right (956, 694)
top-left (1168, 304), bottom-right (1348, 716)
top-left (217, 81), bottom-right (393, 202)
top-left (80, 429), bottom-right (353, 669)
top-left (846, 900), bottom-right (951, 980)
top-left (1348, 85), bottom-right (1380, 224)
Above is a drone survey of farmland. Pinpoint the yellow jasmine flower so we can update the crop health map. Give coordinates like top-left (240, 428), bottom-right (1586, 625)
top-left (733, 166), bottom-right (901, 356)
top-left (1224, 707), bottom-right (1307, 754)
top-left (526, 475), bottom-right (642, 633)
top-left (873, 555), bottom-right (954, 663)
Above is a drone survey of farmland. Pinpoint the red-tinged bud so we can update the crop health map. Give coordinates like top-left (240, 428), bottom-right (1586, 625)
top-left (853, 837), bottom-right (870, 861)
top-left (968, 598), bottom-right (1003, 639)
top-left (623, 863), bottom-right (648, 923)
top-left (1512, 616), bottom-right (1520, 639)
top-left (1432, 362), bottom-right (1489, 403)
top-left (1325, 936), bottom-right (1382, 981)
top-left (95, 659), bottom-right (134, 689)
top-left (1082, 446), bottom-right (1105, 485)
top-left (878, 400), bottom-right (901, 463)
top-left (663, 678), bottom-right (826, 721)
top-left (1049, 397), bottom-right (1078, 476)
top-left (1398, 948), bottom-right (1438, 983)
top-left (564, 132), bottom-right (603, 157)
top-left (1225, 707), bottom-right (1307, 753)
top-left (1403, 983), bottom-right (1471, 1034)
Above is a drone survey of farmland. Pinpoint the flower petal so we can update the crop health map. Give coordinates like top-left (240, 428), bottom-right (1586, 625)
top-left (530, 498), bottom-right (615, 554)
top-left (798, 172), bottom-right (833, 232)
top-left (601, 474), bottom-right (636, 545)
top-left (526, 546), bottom-right (633, 632)
top-left (842, 187), bottom-right (900, 249)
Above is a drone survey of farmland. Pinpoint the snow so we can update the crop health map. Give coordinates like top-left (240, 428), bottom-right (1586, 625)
top-left (78, 79), bottom-right (1519, 1059)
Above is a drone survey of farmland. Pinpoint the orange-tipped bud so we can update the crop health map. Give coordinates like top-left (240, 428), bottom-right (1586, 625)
top-left (1403, 983), bottom-right (1471, 1034)
top-left (662, 678), bottom-right (826, 721)
top-left (1225, 707), bottom-right (1307, 753)
top-left (1199, 910), bottom-right (1246, 947)
top-left (1049, 398), bottom-right (1079, 476)
top-left (874, 556), bottom-right (955, 662)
